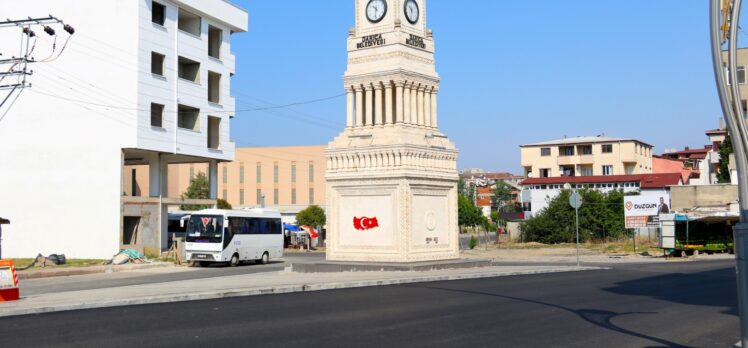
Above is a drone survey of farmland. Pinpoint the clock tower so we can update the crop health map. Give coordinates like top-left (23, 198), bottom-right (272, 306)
top-left (325, 0), bottom-right (459, 263)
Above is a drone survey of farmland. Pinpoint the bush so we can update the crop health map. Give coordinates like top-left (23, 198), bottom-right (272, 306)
top-left (469, 235), bottom-right (478, 249)
top-left (521, 189), bottom-right (630, 244)
top-left (217, 199), bottom-right (232, 210)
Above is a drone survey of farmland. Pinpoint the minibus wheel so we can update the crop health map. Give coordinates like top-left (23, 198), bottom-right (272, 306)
top-left (229, 253), bottom-right (240, 267)
top-left (259, 252), bottom-right (269, 265)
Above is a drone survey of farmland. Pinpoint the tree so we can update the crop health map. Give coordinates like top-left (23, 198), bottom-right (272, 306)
top-left (458, 176), bottom-right (467, 196)
top-left (521, 189), bottom-right (628, 243)
top-left (217, 199), bottom-right (232, 210)
top-left (458, 195), bottom-right (482, 228)
top-left (717, 134), bottom-right (734, 183)
top-left (181, 172), bottom-right (212, 211)
top-left (296, 205), bottom-right (326, 228)
top-left (492, 180), bottom-right (514, 211)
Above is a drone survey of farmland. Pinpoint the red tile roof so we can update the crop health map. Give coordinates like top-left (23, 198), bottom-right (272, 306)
top-left (705, 129), bottom-right (728, 135)
top-left (662, 148), bottom-right (710, 156)
top-left (520, 173), bottom-right (682, 189)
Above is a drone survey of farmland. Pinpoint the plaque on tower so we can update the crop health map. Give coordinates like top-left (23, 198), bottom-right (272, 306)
top-left (325, 0), bottom-right (459, 263)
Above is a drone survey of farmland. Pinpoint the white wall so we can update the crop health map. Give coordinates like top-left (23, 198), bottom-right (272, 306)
top-left (0, 0), bottom-right (140, 258)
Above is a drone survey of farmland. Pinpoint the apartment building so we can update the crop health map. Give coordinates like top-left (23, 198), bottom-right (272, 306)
top-left (0, 0), bottom-right (247, 258)
top-left (126, 146), bottom-right (327, 221)
top-left (520, 136), bottom-right (654, 178)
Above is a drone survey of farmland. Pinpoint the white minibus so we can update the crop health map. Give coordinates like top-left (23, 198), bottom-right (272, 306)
top-left (185, 208), bottom-right (283, 266)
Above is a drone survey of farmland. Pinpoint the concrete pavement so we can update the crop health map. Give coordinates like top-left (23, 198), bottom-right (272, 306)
top-left (0, 259), bottom-right (602, 317)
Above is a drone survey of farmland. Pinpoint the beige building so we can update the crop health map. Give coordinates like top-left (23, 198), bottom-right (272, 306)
top-left (125, 145), bottom-right (327, 212)
top-left (520, 136), bottom-right (653, 178)
top-left (722, 47), bottom-right (748, 113)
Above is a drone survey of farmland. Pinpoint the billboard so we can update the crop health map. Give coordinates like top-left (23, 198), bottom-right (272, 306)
top-left (624, 195), bottom-right (671, 217)
top-left (624, 195), bottom-right (671, 229)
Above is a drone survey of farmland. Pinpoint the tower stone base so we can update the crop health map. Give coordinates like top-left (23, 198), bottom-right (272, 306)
top-left (325, 126), bottom-right (459, 263)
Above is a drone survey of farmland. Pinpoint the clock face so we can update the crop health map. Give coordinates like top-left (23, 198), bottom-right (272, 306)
top-left (366, 0), bottom-right (387, 23)
top-left (404, 0), bottom-right (419, 24)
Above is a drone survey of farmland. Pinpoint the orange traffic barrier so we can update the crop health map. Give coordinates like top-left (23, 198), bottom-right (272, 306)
top-left (0, 260), bottom-right (19, 301)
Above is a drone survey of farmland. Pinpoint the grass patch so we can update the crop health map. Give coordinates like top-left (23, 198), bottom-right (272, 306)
top-left (11, 258), bottom-right (106, 268)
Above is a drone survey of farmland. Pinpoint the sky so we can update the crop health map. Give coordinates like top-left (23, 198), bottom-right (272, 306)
top-left (228, 1), bottom-right (722, 174)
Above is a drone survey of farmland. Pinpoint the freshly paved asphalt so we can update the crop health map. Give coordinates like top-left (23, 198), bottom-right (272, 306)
top-left (0, 260), bottom-right (738, 347)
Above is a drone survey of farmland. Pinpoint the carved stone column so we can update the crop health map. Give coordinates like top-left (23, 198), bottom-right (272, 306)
top-left (365, 84), bottom-right (373, 126)
top-left (355, 86), bottom-right (364, 127)
top-left (345, 86), bottom-right (354, 128)
top-left (384, 81), bottom-right (393, 125)
top-left (374, 82), bottom-right (383, 126)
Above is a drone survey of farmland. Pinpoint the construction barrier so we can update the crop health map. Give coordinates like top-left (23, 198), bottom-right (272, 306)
top-left (0, 260), bottom-right (19, 301)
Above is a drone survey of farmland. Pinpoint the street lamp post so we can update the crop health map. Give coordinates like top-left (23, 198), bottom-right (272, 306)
top-left (709, 1), bottom-right (748, 345)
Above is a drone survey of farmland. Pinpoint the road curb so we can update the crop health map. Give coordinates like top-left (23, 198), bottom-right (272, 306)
top-left (0, 266), bottom-right (604, 318)
top-left (16, 262), bottom-right (176, 280)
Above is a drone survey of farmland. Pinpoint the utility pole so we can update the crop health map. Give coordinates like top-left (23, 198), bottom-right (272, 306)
top-left (709, 1), bottom-right (748, 346)
top-left (0, 16), bottom-right (75, 107)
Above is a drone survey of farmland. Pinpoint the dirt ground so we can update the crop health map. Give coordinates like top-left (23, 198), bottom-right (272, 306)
top-left (461, 242), bottom-right (735, 263)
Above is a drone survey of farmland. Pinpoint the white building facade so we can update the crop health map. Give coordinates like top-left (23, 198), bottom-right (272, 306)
top-left (0, 0), bottom-right (247, 258)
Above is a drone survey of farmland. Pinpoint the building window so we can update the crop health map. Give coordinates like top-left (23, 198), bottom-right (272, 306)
top-left (274, 188), bottom-right (279, 205)
top-left (151, 52), bottom-right (165, 76)
top-left (208, 25), bottom-right (222, 59)
top-left (309, 188), bottom-right (315, 204)
top-left (559, 146), bottom-right (574, 156)
top-left (177, 104), bottom-right (199, 130)
top-left (291, 188), bottom-right (297, 205)
top-left (222, 189), bottom-right (227, 200)
top-left (189, 166), bottom-right (194, 180)
top-left (309, 162), bottom-right (314, 182)
top-left (256, 189), bottom-right (262, 205)
top-left (580, 145), bottom-right (592, 155)
top-left (274, 162), bottom-right (279, 183)
top-left (560, 166), bottom-right (575, 177)
top-left (540, 168), bottom-right (550, 178)
top-left (152, 1), bottom-right (166, 26)
top-left (540, 147), bottom-right (551, 156)
top-left (131, 169), bottom-right (138, 196)
top-left (222, 166), bottom-right (227, 184)
top-left (208, 71), bottom-right (221, 103)
top-left (150, 103), bottom-right (164, 128)
top-left (601, 144), bottom-right (613, 153)
top-left (239, 189), bottom-right (244, 205)
top-left (256, 163), bottom-right (261, 184)
top-left (239, 164), bottom-right (245, 184)
top-left (291, 162), bottom-right (297, 183)
top-left (579, 166), bottom-right (593, 176)
top-left (177, 56), bottom-right (200, 83)
top-left (207, 116), bottom-right (220, 149)
top-left (602, 165), bottom-right (613, 176)
top-left (177, 8), bottom-right (201, 36)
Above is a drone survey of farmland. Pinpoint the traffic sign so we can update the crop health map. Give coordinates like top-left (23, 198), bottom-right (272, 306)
top-left (569, 192), bottom-right (583, 209)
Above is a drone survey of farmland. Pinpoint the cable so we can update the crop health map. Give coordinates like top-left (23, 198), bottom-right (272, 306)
top-left (26, 87), bottom-right (345, 116)
top-left (238, 94), bottom-right (344, 112)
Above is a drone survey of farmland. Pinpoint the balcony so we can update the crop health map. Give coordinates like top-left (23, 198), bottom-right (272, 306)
top-left (557, 156), bottom-right (579, 166)
top-left (579, 154), bottom-right (594, 165)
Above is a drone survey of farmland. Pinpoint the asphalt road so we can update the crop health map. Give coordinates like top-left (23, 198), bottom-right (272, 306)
top-left (1, 260), bottom-right (738, 347)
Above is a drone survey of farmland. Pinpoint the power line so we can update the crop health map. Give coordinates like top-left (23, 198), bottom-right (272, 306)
top-left (28, 87), bottom-right (344, 115)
